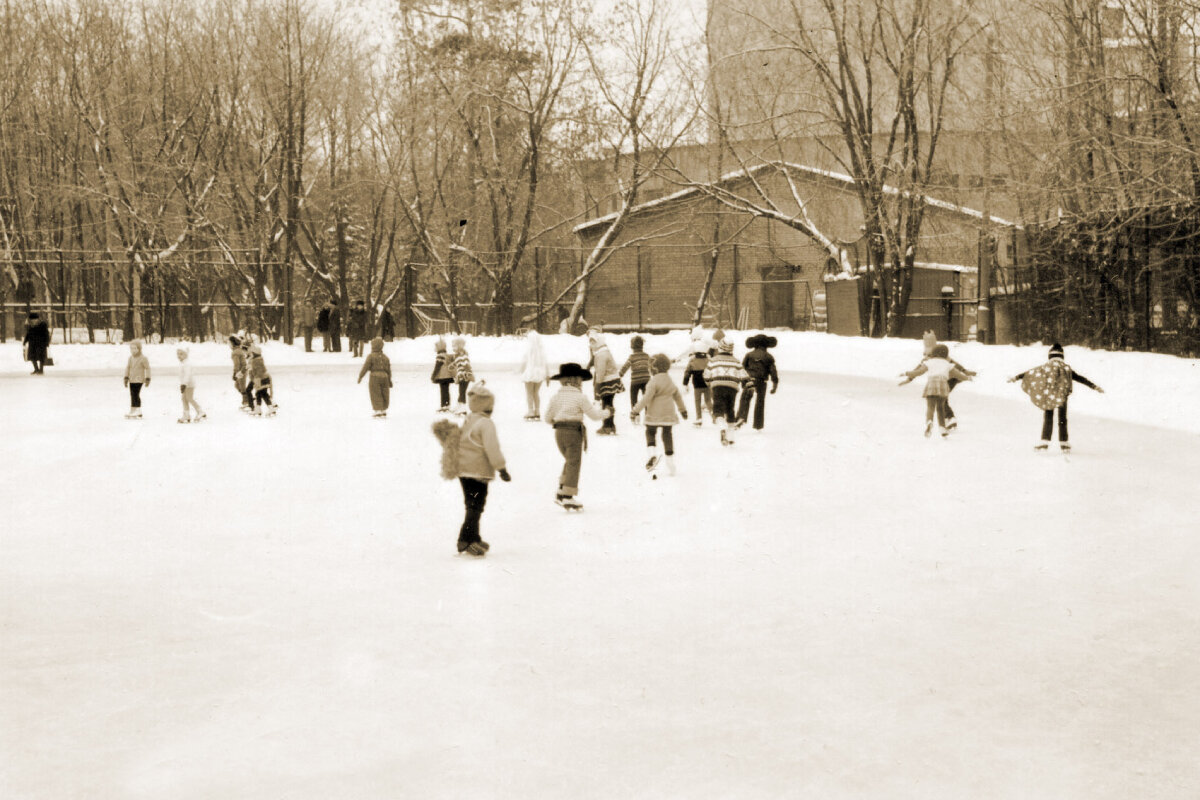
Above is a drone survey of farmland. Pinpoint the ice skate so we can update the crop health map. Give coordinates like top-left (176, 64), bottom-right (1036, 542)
top-left (924, 421), bottom-right (933, 438)
top-left (124, 409), bottom-right (142, 420)
top-left (195, 413), bottom-right (206, 422)
top-left (720, 428), bottom-right (729, 446)
top-left (465, 542), bottom-right (488, 557)
top-left (665, 455), bottom-right (676, 476)
top-left (555, 494), bottom-right (583, 511)
top-left (945, 417), bottom-right (958, 431)
top-left (692, 420), bottom-right (702, 428)
top-left (1060, 443), bottom-right (1071, 454)
top-left (177, 416), bottom-right (191, 424)
top-left (267, 404), bottom-right (278, 416)
top-left (1034, 440), bottom-right (1050, 451)
top-left (940, 426), bottom-right (950, 438)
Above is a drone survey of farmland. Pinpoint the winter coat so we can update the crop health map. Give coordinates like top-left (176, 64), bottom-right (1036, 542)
top-left (299, 306), bottom-right (317, 327)
top-left (348, 308), bottom-right (368, 338)
top-left (683, 352), bottom-right (710, 387)
top-left (620, 351), bottom-right (651, 384)
top-left (431, 352), bottom-right (455, 383)
top-left (178, 360), bottom-right (196, 388)
top-left (743, 349), bottom-right (778, 383)
top-left (328, 307), bottom-right (342, 336)
top-left (249, 355), bottom-right (272, 388)
top-left (520, 333), bottom-right (549, 383)
top-left (904, 357), bottom-right (971, 398)
top-left (457, 412), bottom-right (506, 481)
top-left (317, 307), bottom-right (331, 333)
top-left (703, 353), bottom-right (748, 390)
top-left (591, 345), bottom-right (620, 385)
top-left (23, 320), bottom-right (49, 360)
top-left (125, 354), bottom-right (151, 384)
top-left (453, 351), bottom-right (474, 383)
top-left (378, 310), bottom-right (395, 340)
top-left (632, 372), bottom-right (687, 426)
top-left (359, 352), bottom-right (392, 384)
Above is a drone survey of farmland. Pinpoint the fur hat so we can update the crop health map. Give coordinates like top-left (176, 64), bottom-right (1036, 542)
top-left (746, 334), bottom-right (766, 348)
top-left (435, 338), bottom-right (447, 353)
top-left (228, 334), bottom-right (241, 347)
top-left (931, 343), bottom-right (950, 359)
top-left (587, 330), bottom-right (607, 349)
top-left (651, 353), bottom-right (672, 373)
top-left (718, 339), bottom-right (734, 354)
top-left (250, 344), bottom-right (263, 356)
top-left (176, 344), bottom-right (190, 356)
top-left (551, 362), bottom-right (592, 381)
top-left (371, 336), bottom-right (384, 352)
top-left (431, 417), bottom-right (462, 480)
top-left (467, 382), bottom-right (495, 414)
top-left (630, 335), bottom-right (644, 351)
top-left (1049, 343), bottom-right (1064, 360)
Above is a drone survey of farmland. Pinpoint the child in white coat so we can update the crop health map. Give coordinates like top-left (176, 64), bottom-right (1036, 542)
top-left (899, 344), bottom-right (971, 437)
top-left (176, 345), bottom-right (206, 423)
top-left (519, 330), bottom-right (549, 420)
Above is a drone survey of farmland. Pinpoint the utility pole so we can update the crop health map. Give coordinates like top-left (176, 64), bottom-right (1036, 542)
top-left (977, 32), bottom-right (997, 344)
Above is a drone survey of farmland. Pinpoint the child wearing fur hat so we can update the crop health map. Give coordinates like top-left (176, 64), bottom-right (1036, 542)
top-left (703, 340), bottom-right (749, 445)
top-left (230, 335), bottom-right (254, 412)
top-left (176, 346), bottom-right (206, 423)
top-left (632, 353), bottom-right (688, 477)
top-left (1008, 343), bottom-right (1104, 452)
top-left (455, 383), bottom-right (510, 556)
top-left (357, 337), bottom-right (393, 417)
top-left (123, 339), bottom-right (151, 419)
top-left (452, 337), bottom-right (474, 411)
top-left (544, 362), bottom-right (613, 509)
top-left (682, 348), bottom-right (713, 426)
top-left (431, 339), bottom-right (456, 411)
top-left (620, 335), bottom-right (652, 423)
top-left (519, 330), bottom-right (549, 420)
top-left (735, 335), bottom-right (779, 431)
top-left (247, 345), bottom-right (277, 416)
top-left (899, 343), bottom-right (972, 437)
top-left (587, 330), bottom-right (624, 435)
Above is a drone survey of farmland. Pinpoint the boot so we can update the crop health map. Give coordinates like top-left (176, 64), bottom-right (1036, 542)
top-left (1034, 440), bottom-right (1050, 451)
top-left (924, 421), bottom-right (933, 438)
top-left (665, 455), bottom-right (676, 476)
top-left (644, 446), bottom-right (659, 472)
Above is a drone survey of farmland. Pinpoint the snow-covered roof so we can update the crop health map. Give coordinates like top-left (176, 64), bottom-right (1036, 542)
top-left (573, 162), bottom-right (1021, 236)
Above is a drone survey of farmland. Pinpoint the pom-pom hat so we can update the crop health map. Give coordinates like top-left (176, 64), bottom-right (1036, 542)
top-left (1049, 343), bottom-right (1064, 360)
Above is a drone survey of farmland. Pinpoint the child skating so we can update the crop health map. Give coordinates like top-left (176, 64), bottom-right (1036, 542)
top-left (357, 337), bottom-right (393, 417)
top-left (230, 334), bottom-right (254, 412)
top-left (431, 339), bottom-right (455, 411)
top-left (248, 344), bottom-right (277, 416)
top-left (543, 362), bottom-right (612, 510)
top-left (632, 354), bottom-right (688, 478)
top-left (619, 335), bottom-right (652, 424)
top-left (736, 335), bottom-right (779, 431)
top-left (703, 339), bottom-right (748, 445)
top-left (921, 333), bottom-right (976, 430)
top-left (452, 337), bottom-right (473, 412)
top-left (455, 383), bottom-right (510, 556)
top-left (898, 344), bottom-right (972, 438)
top-left (519, 330), bottom-right (549, 420)
top-left (176, 345), bottom-right (206, 423)
top-left (1008, 343), bottom-right (1104, 453)
top-left (123, 339), bottom-right (150, 419)
top-left (588, 331), bottom-right (624, 435)
top-left (682, 346), bottom-right (712, 426)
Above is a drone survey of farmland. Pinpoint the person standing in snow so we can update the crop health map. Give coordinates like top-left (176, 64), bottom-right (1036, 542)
top-left (898, 343), bottom-right (972, 438)
top-left (735, 335), bottom-right (779, 430)
top-left (619, 335), bottom-right (652, 424)
top-left (22, 312), bottom-right (50, 375)
top-left (431, 338), bottom-right (456, 411)
top-left (454, 383), bottom-right (510, 556)
top-left (247, 344), bottom-right (277, 415)
top-left (299, 300), bottom-right (317, 353)
top-left (451, 337), bottom-right (474, 411)
top-left (229, 334), bottom-right (254, 411)
top-left (682, 346), bottom-right (713, 426)
top-left (1008, 343), bottom-right (1104, 453)
top-left (357, 337), bottom-right (393, 417)
top-left (544, 362), bottom-right (612, 509)
top-left (519, 330), bottom-right (549, 420)
top-left (632, 353), bottom-right (688, 477)
top-left (587, 330), bottom-right (624, 435)
top-left (348, 300), bottom-right (369, 358)
top-left (328, 300), bottom-right (342, 352)
top-left (317, 302), bottom-right (332, 351)
top-left (176, 345), bottom-right (206, 423)
top-left (703, 339), bottom-right (748, 445)
top-left (123, 339), bottom-right (151, 419)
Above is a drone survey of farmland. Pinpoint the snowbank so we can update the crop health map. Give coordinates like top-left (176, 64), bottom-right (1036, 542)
top-left (3, 330), bottom-right (1196, 434)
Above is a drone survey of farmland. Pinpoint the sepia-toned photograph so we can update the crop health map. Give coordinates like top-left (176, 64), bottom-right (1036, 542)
top-left (2, 0), bottom-right (1197, 796)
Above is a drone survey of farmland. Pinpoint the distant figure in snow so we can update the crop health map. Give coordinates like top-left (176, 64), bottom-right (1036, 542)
top-left (358, 337), bottom-right (393, 417)
top-left (544, 362), bottom-right (611, 510)
top-left (619, 335), bottom-right (652, 424)
top-left (451, 337), bottom-right (474, 411)
top-left (735, 335), bottom-right (779, 431)
top-left (176, 345), bottom-right (206, 423)
top-left (348, 300), bottom-right (369, 358)
top-left (430, 338), bottom-right (455, 411)
top-left (377, 306), bottom-right (396, 341)
top-left (299, 300), bottom-right (317, 352)
top-left (230, 333), bottom-right (254, 411)
top-left (920, 335), bottom-right (976, 430)
top-left (328, 300), bottom-right (342, 352)
top-left (587, 330), bottom-right (623, 435)
top-left (22, 312), bottom-right (50, 375)
top-left (519, 330), bottom-right (549, 420)
top-left (123, 339), bottom-right (151, 419)
top-left (899, 343), bottom-right (972, 438)
top-left (632, 353), bottom-right (688, 478)
top-left (317, 302), bottom-right (332, 352)
top-left (682, 346), bottom-right (713, 426)
top-left (247, 344), bottom-right (277, 416)
top-left (703, 339), bottom-right (749, 446)
top-left (1008, 343), bottom-right (1104, 453)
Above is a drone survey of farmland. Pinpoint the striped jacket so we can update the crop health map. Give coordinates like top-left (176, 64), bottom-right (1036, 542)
top-left (703, 353), bottom-right (748, 389)
top-left (620, 351), bottom-right (651, 384)
top-left (453, 352), bottom-right (474, 382)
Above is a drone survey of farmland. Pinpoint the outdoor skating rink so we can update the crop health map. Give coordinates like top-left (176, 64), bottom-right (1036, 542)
top-left (2, 366), bottom-right (1198, 799)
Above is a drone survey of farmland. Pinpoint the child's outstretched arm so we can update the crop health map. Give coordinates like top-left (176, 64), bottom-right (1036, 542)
top-left (949, 366), bottom-right (973, 382)
top-left (898, 362), bottom-right (927, 384)
top-left (1071, 371), bottom-right (1104, 392)
top-left (1007, 369), bottom-right (1029, 383)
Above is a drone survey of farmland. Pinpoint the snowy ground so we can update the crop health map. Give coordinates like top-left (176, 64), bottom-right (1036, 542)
top-left (2, 357), bottom-right (1198, 798)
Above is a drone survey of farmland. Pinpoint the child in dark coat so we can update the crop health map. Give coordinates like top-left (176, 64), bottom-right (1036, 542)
top-left (682, 348), bottom-right (712, 426)
top-left (620, 335), bottom-right (652, 424)
top-left (1009, 343), bottom-right (1104, 452)
top-left (358, 337), bottom-right (393, 417)
top-left (431, 339), bottom-right (455, 411)
top-left (736, 335), bottom-right (780, 430)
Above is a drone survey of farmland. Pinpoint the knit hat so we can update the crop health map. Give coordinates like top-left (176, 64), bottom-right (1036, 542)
top-left (651, 353), bottom-right (671, 373)
top-left (176, 344), bottom-right (189, 356)
top-left (435, 338), bottom-right (447, 353)
top-left (467, 382), bottom-right (494, 414)
top-left (631, 335), bottom-right (644, 351)
top-left (371, 336), bottom-right (384, 352)
top-left (931, 344), bottom-right (949, 359)
top-left (1049, 343), bottom-right (1064, 360)
top-left (718, 340), bottom-right (734, 354)
top-left (588, 330), bottom-right (607, 349)
top-left (451, 337), bottom-right (465, 351)
top-left (551, 362), bottom-right (592, 381)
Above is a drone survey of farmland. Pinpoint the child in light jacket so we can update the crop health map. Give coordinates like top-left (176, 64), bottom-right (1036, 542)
top-left (176, 345), bottom-right (206, 423)
top-left (544, 362), bottom-right (612, 508)
top-left (899, 343), bottom-right (972, 437)
top-left (358, 337), bottom-right (393, 417)
top-left (431, 339), bottom-right (456, 411)
top-left (452, 337), bottom-right (474, 410)
top-left (456, 383), bottom-right (510, 556)
top-left (248, 345), bottom-right (277, 415)
top-left (632, 353), bottom-right (688, 477)
top-left (123, 339), bottom-right (151, 419)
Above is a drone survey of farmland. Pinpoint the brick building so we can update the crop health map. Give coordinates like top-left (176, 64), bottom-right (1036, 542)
top-left (573, 163), bottom-right (1020, 338)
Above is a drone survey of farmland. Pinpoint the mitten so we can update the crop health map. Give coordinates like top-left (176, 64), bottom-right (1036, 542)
top-left (681, 409), bottom-right (688, 420)
top-left (499, 469), bottom-right (511, 482)
top-left (123, 377), bottom-right (129, 387)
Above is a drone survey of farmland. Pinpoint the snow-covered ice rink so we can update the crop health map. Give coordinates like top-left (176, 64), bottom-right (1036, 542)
top-left (2, 357), bottom-right (1198, 798)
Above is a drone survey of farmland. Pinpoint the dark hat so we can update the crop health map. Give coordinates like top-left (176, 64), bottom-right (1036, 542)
top-left (1049, 343), bottom-right (1064, 360)
top-left (551, 362), bottom-right (592, 381)
top-left (931, 343), bottom-right (949, 359)
top-left (746, 334), bottom-right (777, 348)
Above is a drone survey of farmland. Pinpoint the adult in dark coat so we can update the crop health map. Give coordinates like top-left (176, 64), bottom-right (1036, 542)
top-left (317, 302), bottom-right (332, 351)
top-left (23, 312), bottom-right (50, 374)
top-left (378, 307), bottom-right (396, 341)
top-left (328, 300), bottom-right (342, 352)
top-left (348, 300), bottom-right (368, 357)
